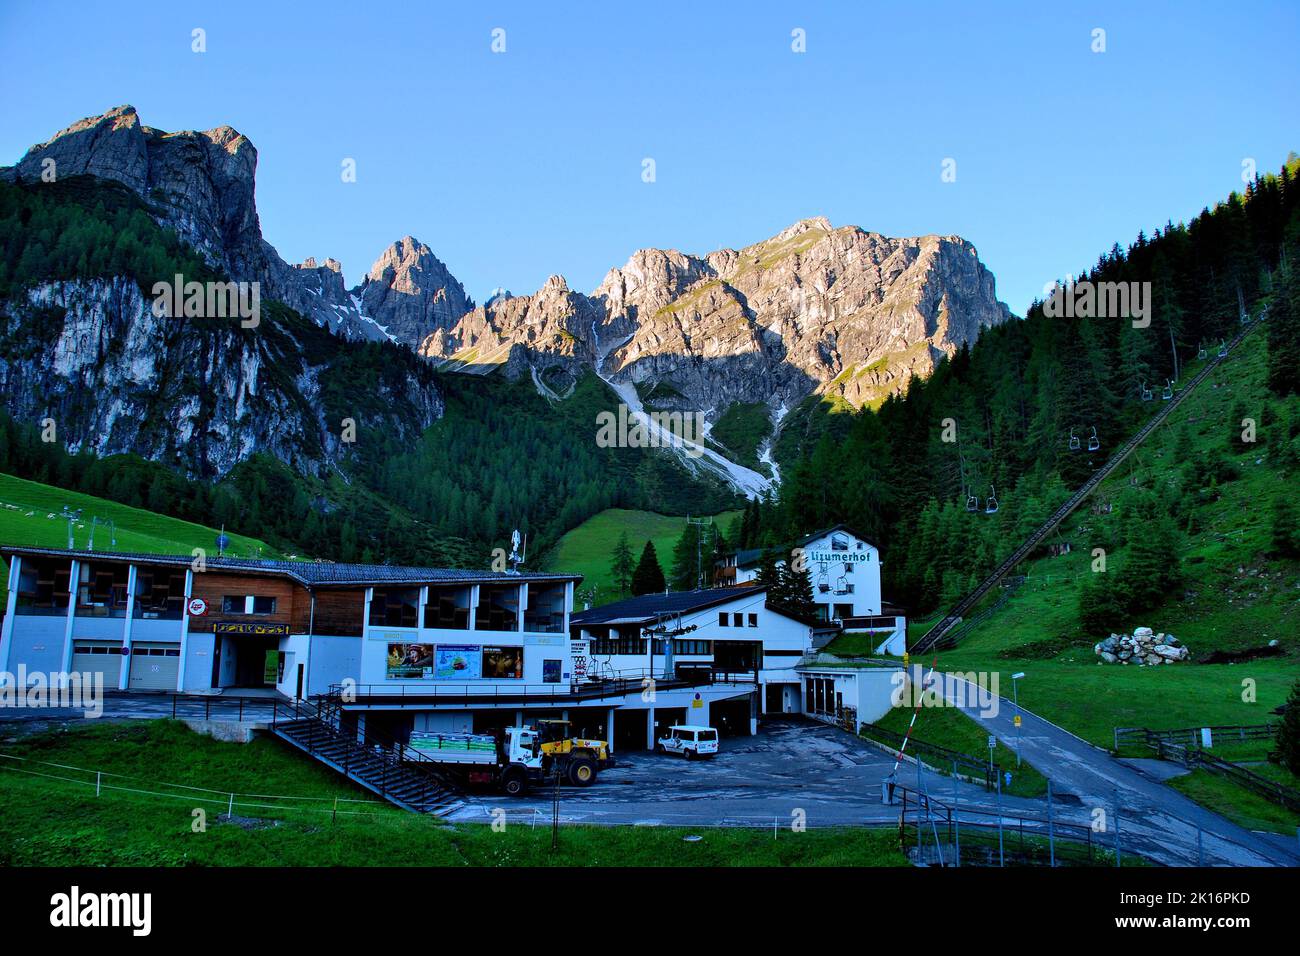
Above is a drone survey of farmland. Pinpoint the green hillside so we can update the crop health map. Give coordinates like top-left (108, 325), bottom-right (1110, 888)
top-left (0, 471), bottom-right (277, 604)
top-left (541, 507), bottom-right (742, 604)
top-left (0, 472), bottom-right (274, 558)
top-left (919, 326), bottom-right (1300, 746)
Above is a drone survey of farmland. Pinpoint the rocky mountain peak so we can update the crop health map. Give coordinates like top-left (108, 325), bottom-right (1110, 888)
top-left (355, 237), bottom-right (474, 346)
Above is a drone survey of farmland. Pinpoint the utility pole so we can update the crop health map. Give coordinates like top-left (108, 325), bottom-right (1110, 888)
top-left (685, 515), bottom-right (713, 590)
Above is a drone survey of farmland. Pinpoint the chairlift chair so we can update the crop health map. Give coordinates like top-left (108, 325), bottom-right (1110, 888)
top-left (1068, 429), bottom-right (1080, 451)
top-left (1161, 379), bottom-right (1173, 400)
top-left (966, 492), bottom-right (979, 513)
top-left (1139, 381), bottom-right (1153, 402)
top-left (984, 485), bottom-right (999, 515)
top-left (1087, 426), bottom-right (1100, 452)
top-left (1197, 342), bottom-right (1207, 361)
top-left (1217, 340), bottom-right (1228, 358)
top-left (815, 565), bottom-right (830, 594)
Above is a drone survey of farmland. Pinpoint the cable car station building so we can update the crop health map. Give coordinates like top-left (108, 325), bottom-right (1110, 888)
top-left (0, 546), bottom-right (760, 749)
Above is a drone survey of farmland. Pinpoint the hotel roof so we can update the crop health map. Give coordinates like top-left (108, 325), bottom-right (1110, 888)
top-left (0, 546), bottom-right (582, 589)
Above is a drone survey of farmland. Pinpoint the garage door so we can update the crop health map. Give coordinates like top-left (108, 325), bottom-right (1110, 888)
top-left (128, 643), bottom-right (180, 690)
top-left (71, 642), bottom-right (123, 687)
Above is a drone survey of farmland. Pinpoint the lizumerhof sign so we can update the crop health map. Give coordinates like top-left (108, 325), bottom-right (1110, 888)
top-left (805, 550), bottom-right (870, 564)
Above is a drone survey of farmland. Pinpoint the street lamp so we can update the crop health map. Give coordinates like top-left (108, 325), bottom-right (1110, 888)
top-left (1011, 672), bottom-right (1025, 768)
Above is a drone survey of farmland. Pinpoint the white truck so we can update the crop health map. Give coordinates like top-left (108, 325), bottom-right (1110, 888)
top-left (655, 725), bottom-right (719, 759)
top-left (408, 727), bottom-right (545, 796)
top-left (408, 725), bottom-right (613, 796)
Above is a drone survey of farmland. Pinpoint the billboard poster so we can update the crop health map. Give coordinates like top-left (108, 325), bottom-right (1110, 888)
top-left (482, 646), bottom-right (524, 679)
top-left (542, 659), bottom-right (562, 684)
top-left (570, 640), bottom-right (589, 680)
top-left (386, 643), bottom-right (434, 679)
top-left (433, 645), bottom-right (481, 680)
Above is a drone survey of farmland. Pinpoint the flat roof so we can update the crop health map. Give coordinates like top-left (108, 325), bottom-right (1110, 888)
top-left (0, 545), bottom-right (582, 589)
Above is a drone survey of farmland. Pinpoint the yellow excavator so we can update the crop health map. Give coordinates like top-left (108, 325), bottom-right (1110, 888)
top-left (533, 719), bottom-right (614, 785)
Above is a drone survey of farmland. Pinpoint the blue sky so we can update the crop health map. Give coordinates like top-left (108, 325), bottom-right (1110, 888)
top-left (1, 1), bottom-right (1296, 313)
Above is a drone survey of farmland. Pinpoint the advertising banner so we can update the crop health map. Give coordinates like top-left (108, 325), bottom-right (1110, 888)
top-left (386, 643), bottom-right (434, 679)
top-left (433, 645), bottom-right (481, 680)
top-left (481, 646), bottom-right (524, 679)
top-left (570, 640), bottom-right (589, 680)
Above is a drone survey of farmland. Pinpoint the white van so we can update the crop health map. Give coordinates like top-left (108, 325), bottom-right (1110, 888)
top-left (656, 725), bottom-right (719, 759)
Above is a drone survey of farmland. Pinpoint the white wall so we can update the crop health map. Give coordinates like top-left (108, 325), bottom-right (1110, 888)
top-left (577, 590), bottom-right (816, 683)
top-left (799, 530), bottom-right (881, 620)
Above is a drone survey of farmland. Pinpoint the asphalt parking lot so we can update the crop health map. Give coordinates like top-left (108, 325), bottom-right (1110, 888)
top-left (446, 716), bottom-right (1032, 827)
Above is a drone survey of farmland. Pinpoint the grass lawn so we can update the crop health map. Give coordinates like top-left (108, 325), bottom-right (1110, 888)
top-left (1165, 769), bottom-right (1300, 835)
top-left (0, 721), bottom-right (907, 867)
top-left (870, 704), bottom-right (1049, 797)
top-left (540, 507), bottom-right (740, 604)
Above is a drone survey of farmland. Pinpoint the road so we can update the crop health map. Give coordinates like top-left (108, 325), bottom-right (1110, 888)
top-left (939, 675), bottom-right (1299, 867)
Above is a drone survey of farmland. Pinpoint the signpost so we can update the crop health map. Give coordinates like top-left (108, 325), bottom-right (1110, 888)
top-left (1011, 672), bottom-right (1025, 768)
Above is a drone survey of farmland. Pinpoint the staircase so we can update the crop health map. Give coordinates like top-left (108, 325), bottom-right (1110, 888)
top-left (912, 315), bottom-right (1264, 655)
top-left (270, 698), bottom-right (463, 816)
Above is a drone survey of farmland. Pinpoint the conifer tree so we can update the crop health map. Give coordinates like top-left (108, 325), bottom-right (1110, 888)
top-left (631, 541), bottom-right (666, 596)
top-left (610, 532), bottom-right (635, 596)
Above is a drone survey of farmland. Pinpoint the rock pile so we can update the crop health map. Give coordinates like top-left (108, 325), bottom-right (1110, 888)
top-left (1094, 627), bottom-right (1189, 666)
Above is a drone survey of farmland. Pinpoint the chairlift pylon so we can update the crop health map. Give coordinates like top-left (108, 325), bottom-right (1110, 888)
top-left (1087, 426), bottom-right (1100, 452)
top-left (984, 485), bottom-right (999, 515)
top-left (1068, 429), bottom-right (1080, 451)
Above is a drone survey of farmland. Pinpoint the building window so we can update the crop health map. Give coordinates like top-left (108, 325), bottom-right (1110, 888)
top-left (673, 639), bottom-right (711, 655)
top-left (369, 588), bottom-right (419, 628)
top-left (76, 563), bottom-right (130, 617)
top-left (133, 570), bottom-right (185, 620)
top-left (748, 613), bottom-right (758, 627)
top-left (732, 613), bottom-right (743, 627)
top-left (475, 584), bottom-right (521, 632)
top-left (590, 633), bottom-right (646, 655)
top-left (718, 612), bottom-right (728, 627)
top-left (424, 585), bottom-right (471, 630)
top-left (222, 595), bottom-right (244, 614)
top-left (251, 596), bottom-right (277, 615)
top-left (15, 559), bottom-right (72, 614)
top-left (523, 582), bottom-right (566, 633)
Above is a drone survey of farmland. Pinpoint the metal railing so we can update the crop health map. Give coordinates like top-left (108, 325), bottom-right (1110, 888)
top-left (913, 316), bottom-right (1263, 654)
top-left (894, 784), bottom-right (1123, 867)
top-left (861, 723), bottom-right (995, 790)
top-left (325, 667), bottom-right (724, 705)
top-left (269, 695), bottom-right (459, 809)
